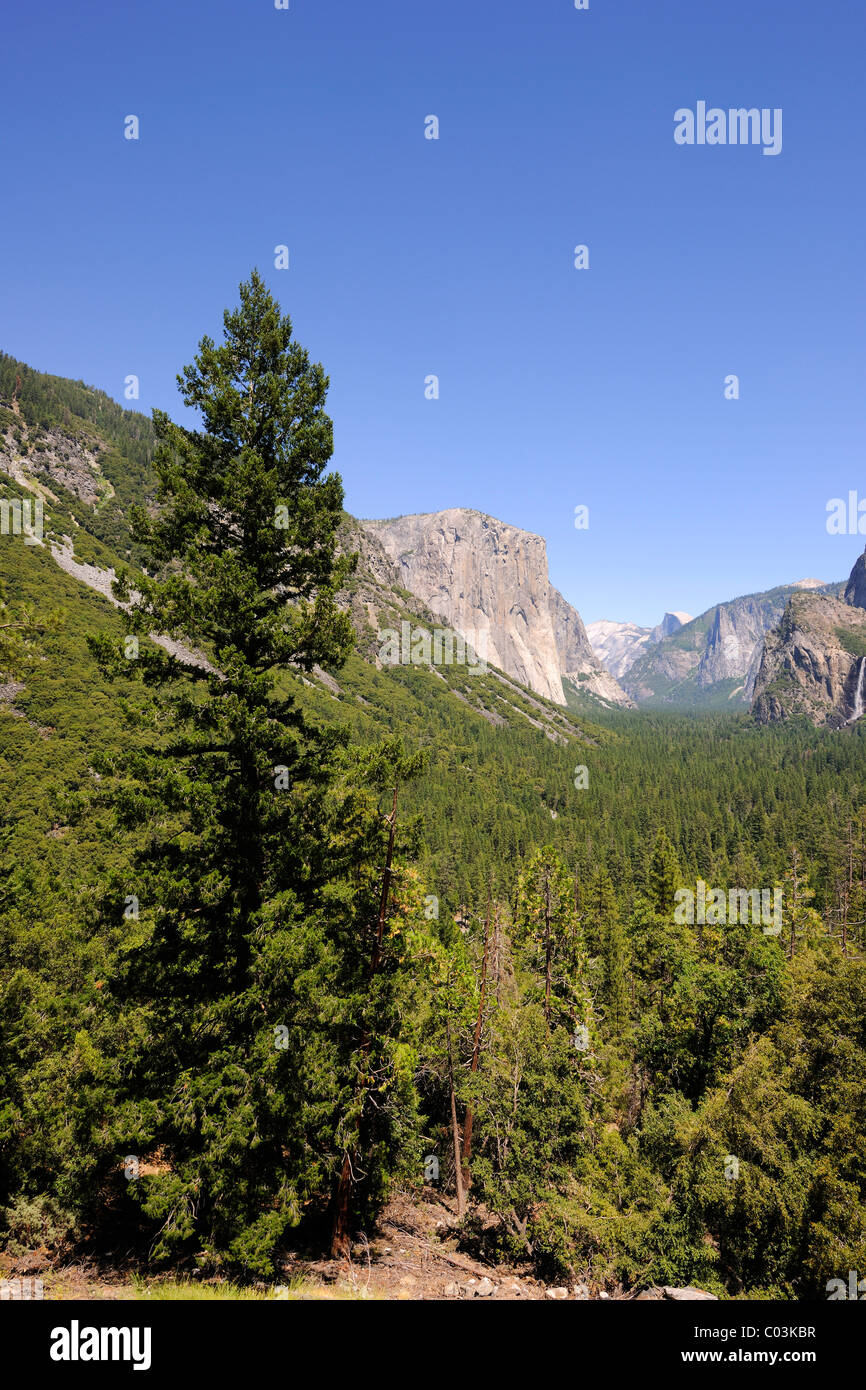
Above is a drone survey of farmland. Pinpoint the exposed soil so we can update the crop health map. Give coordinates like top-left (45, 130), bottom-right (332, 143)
top-left (0, 1192), bottom-right (582, 1302)
top-left (0, 1191), bottom-right (715, 1301)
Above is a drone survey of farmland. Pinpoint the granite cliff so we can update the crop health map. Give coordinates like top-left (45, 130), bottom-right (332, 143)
top-left (623, 580), bottom-right (832, 708)
top-left (586, 612), bottom-right (692, 680)
top-left (359, 509), bottom-right (631, 708)
top-left (752, 552), bottom-right (866, 726)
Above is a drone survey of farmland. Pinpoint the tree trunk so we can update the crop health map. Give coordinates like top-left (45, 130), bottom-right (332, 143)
top-left (460, 893), bottom-right (490, 1190)
top-left (544, 878), bottom-right (552, 1023)
top-left (331, 1153), bottom-right (354, 1258)
top-left (446, 1019), bottom-right (466, 1219)
top-left (330, 785), bottom-right (399, 1257)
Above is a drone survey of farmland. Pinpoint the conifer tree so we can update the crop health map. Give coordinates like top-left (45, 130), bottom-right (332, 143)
top-left (86, 272), bottom-right (411, 1273)
top-left (593, 870), bottom-right (630, 1035)
top-left (516, 846), bottom-right (581, 1025)
top-left (649, 828), bottom-right (681, 917)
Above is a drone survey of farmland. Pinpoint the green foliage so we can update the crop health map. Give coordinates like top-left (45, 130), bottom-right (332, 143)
top-left (78, 273), bottom-right (426, 1273)
top-left (2, 301), bottom-right (866, 1298)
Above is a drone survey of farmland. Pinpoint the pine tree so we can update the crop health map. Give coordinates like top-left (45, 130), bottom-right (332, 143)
top-left (649, 828), bottom-right (681, 917)
top-left (593, 870), bottom-right (630, 1035)
top-left (86, 271), bottom-right (388, 1273)
top-left (517, 846), bottom-right (585, 1028)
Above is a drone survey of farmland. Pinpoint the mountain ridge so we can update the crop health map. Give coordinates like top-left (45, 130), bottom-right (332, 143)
top-left (620, 579), bottom-right (843, 709)
top-left (0, 351), bottom-right (852, 721)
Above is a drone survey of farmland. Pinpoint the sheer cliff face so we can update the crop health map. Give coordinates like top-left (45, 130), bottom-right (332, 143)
top-left (698, 599), bottom-right (776, 693)
top-left (359, 509), bottom-right (630, 707)
top-left (624, 583), bottom-right (832, 707)
top-left (844, 552), bottom-right (866, 609)
top-left (752, 554), bottom-right (866, 726)
top-left (752, 593), bottom-right (866, 727)
top-left (586, 612), bottom-right (693, 680)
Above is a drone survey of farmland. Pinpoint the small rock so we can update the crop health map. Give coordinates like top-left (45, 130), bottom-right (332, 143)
top-left (598, 1291), bottom-right (610, 1300)
top-left (474, 1277), bottom-right (496, 1297)
top-left (662, 1286), bottom-right (717, 1301)
top-left (546, 1287), bottom-right (569, 1300)
top-left (442, 1281), bottom-right (460, 1298)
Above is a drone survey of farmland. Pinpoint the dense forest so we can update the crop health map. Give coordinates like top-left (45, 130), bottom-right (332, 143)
top-left (1, 278), bottom-right (864, 1299)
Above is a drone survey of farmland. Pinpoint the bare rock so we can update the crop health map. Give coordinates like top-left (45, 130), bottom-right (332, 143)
top-left (752, 590), bottom-right (866, 727)
top-left (361, 509), bottom-right (631, 708)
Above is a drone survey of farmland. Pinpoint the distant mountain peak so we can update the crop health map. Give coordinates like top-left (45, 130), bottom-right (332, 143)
top-left (587, 610), bottom-right (692, 680)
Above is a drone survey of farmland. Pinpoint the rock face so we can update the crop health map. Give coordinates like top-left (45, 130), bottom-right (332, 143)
top-left (1, 419), bottom-right (114, 509)
top-left (625, 581), bottom-right (835, 708)
top-left (586, 612), bottom-right (692, 680)
top-left (698, 597), bottom-right (779, 692)
top-left (360, 509), bottom-right (631, 707)
top-left (652, 611), bottom-right (693, 642)
top-left (752, 553), bottom-right (866, 726)
top-left (844, 553), bottom-right (866, 609)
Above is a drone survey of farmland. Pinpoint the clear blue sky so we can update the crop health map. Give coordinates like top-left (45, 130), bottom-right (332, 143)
top-left (2, 0), bottom-right (864, 625)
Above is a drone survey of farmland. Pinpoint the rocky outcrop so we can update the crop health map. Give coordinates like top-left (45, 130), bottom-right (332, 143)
top-left (360, 509), bottom-right (631, 707)
top-left (844, 552), bottom-right (866, 609)
top-left (586, 612), bottom-right (692, 680)
top-left (751, 595), bottom-right (866, 727)
top-left (625, 581), bottom-right (834, 708)
top-left (1, 420), bottom-right (113, 508)
top-left (752, 555), bottom-right (866, 726)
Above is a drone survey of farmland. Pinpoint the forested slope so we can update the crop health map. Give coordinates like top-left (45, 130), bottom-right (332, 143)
top-left (1, 296), bottom-right (864, 1300)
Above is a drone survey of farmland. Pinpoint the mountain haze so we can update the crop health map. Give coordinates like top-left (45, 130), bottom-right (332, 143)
top-left (586, 611), bottom-right (693, 680)
top-left (622, 580), bottom-right (839, 709)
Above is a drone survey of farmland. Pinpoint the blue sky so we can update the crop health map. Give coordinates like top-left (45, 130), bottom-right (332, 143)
top-left (1, 0), bottom-right (864, 625)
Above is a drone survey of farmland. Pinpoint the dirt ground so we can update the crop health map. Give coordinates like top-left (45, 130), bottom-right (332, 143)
top-left (281, 1189), bottom-right (581, 1301)
top-left (0, 1190), bottom-right (698, 1301)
